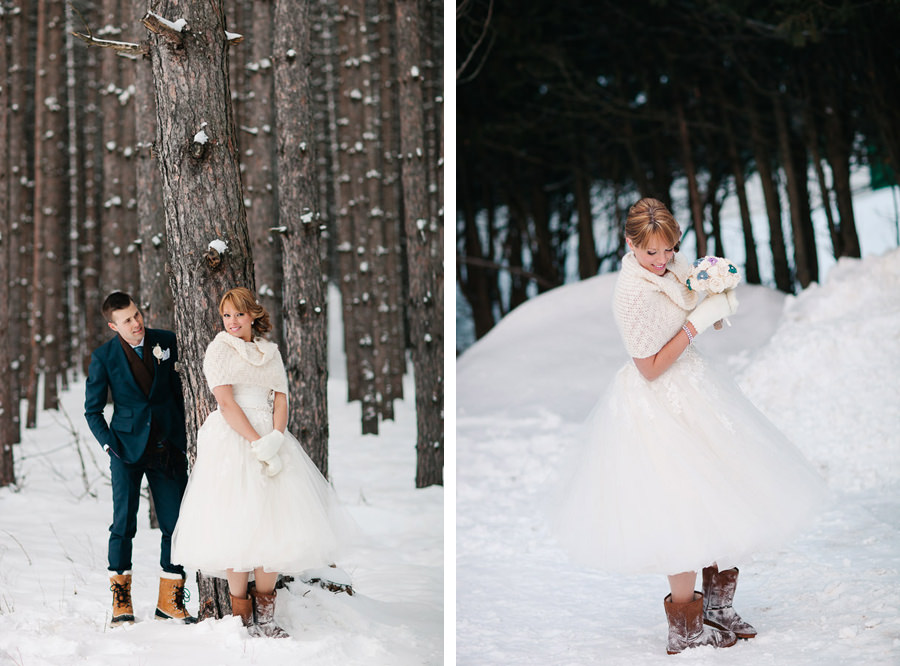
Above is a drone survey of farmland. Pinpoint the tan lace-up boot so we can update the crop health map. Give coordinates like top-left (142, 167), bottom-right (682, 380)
top-left (154, 572), bottom-right (197, 623)
top-left (109, 572), bottom-right (135, 627)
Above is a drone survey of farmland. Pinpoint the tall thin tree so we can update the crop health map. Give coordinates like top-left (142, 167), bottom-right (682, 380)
top-left (273, 0), bottom-right (331, 476)
top-left (396, 0), bottom-right (443, 487)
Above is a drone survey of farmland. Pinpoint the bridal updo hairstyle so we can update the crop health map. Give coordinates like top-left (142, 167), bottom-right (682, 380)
top-left (218, 287), bottom-right (272, 336)
top-left (626, 197), bottom-right (682, 252)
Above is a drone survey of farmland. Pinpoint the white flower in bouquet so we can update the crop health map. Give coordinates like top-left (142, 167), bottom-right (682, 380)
top-left (686, 256), bottom-right (741, 293)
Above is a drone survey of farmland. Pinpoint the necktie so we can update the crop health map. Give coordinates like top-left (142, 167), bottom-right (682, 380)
top-left (135, 345), bottom-right (144, 359)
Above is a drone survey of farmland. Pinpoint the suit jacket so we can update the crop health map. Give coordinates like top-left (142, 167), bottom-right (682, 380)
top-left (84, 328), bottom-right (187, 464)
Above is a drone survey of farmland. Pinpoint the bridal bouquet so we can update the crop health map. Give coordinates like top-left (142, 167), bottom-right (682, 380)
top-left (686, 256), bottom-right (741, 328)
top-left (686, 256), bottom-right (741, 293)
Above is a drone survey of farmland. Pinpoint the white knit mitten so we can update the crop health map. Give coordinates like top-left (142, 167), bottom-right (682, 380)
top-left (688, 293), bottom-right (735, 335)
top-left (251, 430), bottom-right (284, 477)
top-left (724, 288), bottom-right (739, 314)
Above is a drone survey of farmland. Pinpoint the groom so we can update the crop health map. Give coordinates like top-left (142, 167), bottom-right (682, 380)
top-left (84, 291), bottom-right (196, 626)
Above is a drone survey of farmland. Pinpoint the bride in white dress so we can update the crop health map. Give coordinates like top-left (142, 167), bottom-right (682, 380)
top-left (549, 198), bottom-right (829, 654)
top-left (172, 287), bottom-right (349, 638)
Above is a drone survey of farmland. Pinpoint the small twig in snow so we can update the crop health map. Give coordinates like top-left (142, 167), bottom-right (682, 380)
top-left (2, 530), bottom-right (33, 566)
top-left (48, 523), bottom-right (75, 564)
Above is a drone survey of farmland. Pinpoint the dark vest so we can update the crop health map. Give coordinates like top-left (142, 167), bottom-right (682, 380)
top-left (117, 335), bottom-right (163, 445)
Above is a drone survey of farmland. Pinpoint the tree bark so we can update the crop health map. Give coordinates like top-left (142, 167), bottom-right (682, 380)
top-left (574, 164), bottom-right (598, 278)
top-left (273, 0), bottom-right (331, 476)
top-left (7, 0), bottom-right (33, 413)
top-left (721, 105), bottom-right (760, 284)
top-left (823, 100), bottom-right (861, 258)
top-left (749, 101), bottom-right (792, 292)
top-left (28, 0), bottom-right (68, 421)
top-left (377, 0), bottom-right (407, 414)
top-left (98, 0), bottom-right (136, 297)
top-left (132, 40), bottom-right (172, 330)
top-left (147, 0), bottom-right (256, 620)
top-left (243, 0), bottom-right (284, 345)
top-left (396, 0), bottom-right (443, 487)
top-left (773, 94), bottom-right (815, 288)
top-left (675, 98), bottom-right (707, 257)
top-left (1, 4), bottom-right (15, 486)
top-left (458, 157), bottom-right (494, 339)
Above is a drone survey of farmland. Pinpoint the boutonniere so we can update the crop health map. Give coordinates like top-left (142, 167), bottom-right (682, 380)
top-left (152, 344), bottom-right (171, 364)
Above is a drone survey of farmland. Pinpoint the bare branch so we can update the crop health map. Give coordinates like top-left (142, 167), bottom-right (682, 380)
top-left (69, 3), bottom-right (148, 55)
top-left (71, 31), bottom-right (149, 56)
top-left (457, 0), bottom-right (493, 81)
top-left (458, 255), bottom-right (560, 290)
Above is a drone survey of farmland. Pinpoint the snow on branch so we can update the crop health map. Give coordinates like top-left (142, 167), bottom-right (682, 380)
top-left (141, 11), bottom-right (187, 44)
top-left (69, 3), bottom-right (148, 56)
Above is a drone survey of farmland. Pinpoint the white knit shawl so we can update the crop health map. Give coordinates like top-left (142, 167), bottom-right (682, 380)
top-left (613, 252), bottom-right (699, 359)
top-left (203, 330), bottom-right (289, 395)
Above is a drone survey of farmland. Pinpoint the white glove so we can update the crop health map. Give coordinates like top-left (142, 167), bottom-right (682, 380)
top-left (251, 430), bottom-right (284, 477)
top-left (724, 288), bottom-right (739, 314)
top-left (688, 292), bottom-right (736, 335)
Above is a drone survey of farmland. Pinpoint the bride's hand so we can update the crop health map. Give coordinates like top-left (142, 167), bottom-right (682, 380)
top-left (251, 430), bottom-right (285, 476)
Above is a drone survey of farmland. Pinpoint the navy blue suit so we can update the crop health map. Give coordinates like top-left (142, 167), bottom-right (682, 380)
top-left (84, 328), bottom-right (188, 575)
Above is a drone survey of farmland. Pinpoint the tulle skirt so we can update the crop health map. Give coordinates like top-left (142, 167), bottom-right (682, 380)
top-left (172, 390), bottom-right (353, 576)
top-left (548, 346), bottom-right (830, 575)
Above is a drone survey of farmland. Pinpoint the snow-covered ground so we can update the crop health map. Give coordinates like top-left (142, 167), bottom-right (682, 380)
top-left (457, 244), bottom-right (900, 663)
top-left (0, 288), bottom-right (443, 665)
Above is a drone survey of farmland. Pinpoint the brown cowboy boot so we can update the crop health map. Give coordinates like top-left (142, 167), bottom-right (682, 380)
top-left (154, 572), bottom-right (198, 623)
top-left (702, 565), bottom-right (757, 639)
top-left (250, 588), bottom-right (290, 638)
top-left (664, 592), bottom-right (737, 654)
top-left (109, 571), bottom-right (135, 627)
top-left (231, 593), bottom-right (253, 627)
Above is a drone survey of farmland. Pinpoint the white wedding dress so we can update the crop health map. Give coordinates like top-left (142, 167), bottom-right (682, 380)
top-left (172, 384), bottom-right (350, 576)
top-left (549, 345), bottom-right (830, 575)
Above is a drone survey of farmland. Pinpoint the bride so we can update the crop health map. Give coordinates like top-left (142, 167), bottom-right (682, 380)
top-left (172, 287), bottom-right (350, 638)
top-left (550, 198), bottom-right (828, 654)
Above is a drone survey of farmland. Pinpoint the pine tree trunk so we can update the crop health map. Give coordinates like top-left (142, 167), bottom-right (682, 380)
top-left (773, 95), bottom-right (814, 288)
top-left (98, 0), bottom-right (129, 296)
top-left (377, 0), bottom-right (406, 414)
top-left (529, 183), bottom-right (558, 292)
top-left (721, 106), bottom-right (760, 284)
top-left (81, 43), bottom-right (105, 371)
top-left (9, 0), bottom-right (33, 419)
top-left (132, 38), bottom-right (172, 330)
top-left (243, 0), bottom-right (284, 345)
top-left (146, 0), bottom-right (256, 620)
top-left (0, 4), bottom-right (15, 486)
top-left (334, 2), bottom-right (378, 433)
top-left (273, 0), bottom-right (331, 476)
top-left (823, 102), bottom-right (861, 258)
top-left (574, 164), bottom-right (598, 278)
top-left (396, 0), bottom-right (443, 487)
top-left (459, 157), bottom-right (494, 339)
top-left (749, 102), bottom-right (792, 292)
top-left (28, 0), bottom-right (68, 422)
top-left (675, 99), bottom-right (707, 257)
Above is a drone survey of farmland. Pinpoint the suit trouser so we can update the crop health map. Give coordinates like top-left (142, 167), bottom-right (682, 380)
top-left (107, 444), bottom-right (188, 575)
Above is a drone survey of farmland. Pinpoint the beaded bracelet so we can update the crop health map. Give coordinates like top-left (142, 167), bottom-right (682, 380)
top-left (682, 323), bottom-right (694, 345)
